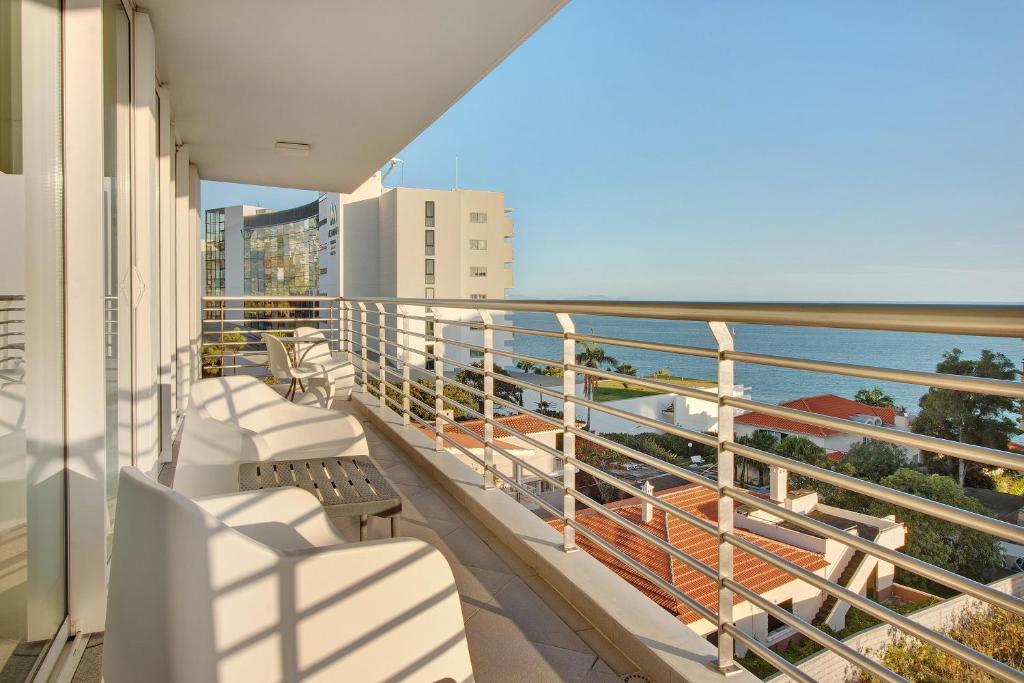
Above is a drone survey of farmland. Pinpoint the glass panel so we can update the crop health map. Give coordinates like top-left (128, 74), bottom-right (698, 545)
top-left (103, 0), bottom-right (132, 554)
top-left (0, 0), bottom-right (67, 677)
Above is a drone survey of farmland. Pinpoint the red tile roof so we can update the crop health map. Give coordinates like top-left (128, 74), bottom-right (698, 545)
top-left (735, 394), bottom-right (896, 438)
top-left (826, 451), bottom-right (845, 464)
top-left (550, 485), bottom-right (828, 624)
top-left (446, 413), bottom-right (566, 439)
top-left (412, 424), bottom-right (521, 451)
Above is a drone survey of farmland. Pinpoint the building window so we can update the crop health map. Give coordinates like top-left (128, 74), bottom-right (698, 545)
top-left (425, 229), bottom-right (435, 256)
top-left (469, 239), bottom-right (487, 250)
top-left (328, 227), bottom-right (338, 237)
top-left (426, 344), bottom-right (435, 371)
top-left (425, 258), bottom-right (435, 284)
top-left (767, 599), bottom-right (793, 634)
top-left (425, 201), bottom-right (435, 227)
top-left (426, 320), bottom-right (435, 336)
top-left (470, 349), bottom-right (484, 359)
top-left (469, 212), bottom-right (487, 223)
top-left (319, 267), bottom-right (328, 275)
top-left (425, 287), bottom-right (435, 299)
top-left (469, 294), bottom-right (487, 300)
top-left (470, 266), bottom-right (487, 277)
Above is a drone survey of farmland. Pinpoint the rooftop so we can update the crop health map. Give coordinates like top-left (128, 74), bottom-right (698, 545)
top-left (735, 393), bottom-right (897, 438)
top-left (549, 485), bottom-right (828, 625)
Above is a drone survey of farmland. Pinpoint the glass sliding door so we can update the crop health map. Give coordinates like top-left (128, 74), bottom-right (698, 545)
top-left (103, 0), bottom-right (132, 553)
top-left (0, 0), bottom-right (68, 679)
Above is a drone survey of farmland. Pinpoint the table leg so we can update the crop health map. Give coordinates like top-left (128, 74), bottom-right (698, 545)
top-left (391, 516), bottom-right (400, 538)
top-left (359, 514), bottom-right (368, 541)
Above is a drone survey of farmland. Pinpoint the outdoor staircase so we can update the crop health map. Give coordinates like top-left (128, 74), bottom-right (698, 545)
top-left (813, 550), bottom-right (865, 627)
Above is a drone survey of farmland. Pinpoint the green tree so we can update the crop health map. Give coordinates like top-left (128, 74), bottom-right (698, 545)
top-left (776, 436), bottom-right (829, 490)
top-left (455, 361), bottom-right (523, 411)
top-left (615, 363), bottom-right (638, 387)
top-left (912, 348), bottom-right (1020, 487)
top-left (201, 331), bottom-right (246, 378)
top-left (844, 439), bottom-right (909, 483)
top-left (849, 604), bottom-right (1024, 683)
top-left (653, 368), bottom-right (672, 379)
top-left (735, 430), bottom-right (778, 486)
top-left (514, 359), bottom-right (537, 374)
top-left (576, 339), bottom-right (617, 428)
top-left (873, 469), bottom-right (1003, 585)
top-left (854, 387), bottom-right (896, 408)
top-left (541, 365), bottom-right (564, 377)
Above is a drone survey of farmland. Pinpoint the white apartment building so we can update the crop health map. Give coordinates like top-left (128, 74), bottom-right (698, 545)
top-left (206, 175), bottom-right (516, 367)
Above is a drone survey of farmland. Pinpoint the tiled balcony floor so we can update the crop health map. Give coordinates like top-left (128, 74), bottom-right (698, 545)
top-left (342, 413), bottom-right (632, 682)
top-left (75, 407), bottom-right (635, 683)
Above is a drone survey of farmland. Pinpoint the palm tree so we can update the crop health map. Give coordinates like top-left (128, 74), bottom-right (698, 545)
top-left (515, 359), bottom-right (537, 374)
top-left (576, 339), bottom-right (617, 429)
top-left (854, 387), bottom-right (895, 408)
top-left (615, 363), bottom-right (637, 388)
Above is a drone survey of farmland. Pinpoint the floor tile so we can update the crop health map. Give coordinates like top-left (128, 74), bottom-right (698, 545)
top-left (439, 525), bottom-right (512, 573)
top-left (467, 577), bottom-right (592, 654)
top-left (465, 620), bottom-right (598, 683)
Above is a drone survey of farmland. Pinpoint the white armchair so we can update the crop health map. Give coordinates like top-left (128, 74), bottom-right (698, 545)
top-left (295, 326), bottom-right (355, 400)
top-left (104, 467), bottom-right (474, 683)
top-left (174, 376), bottom-right (369, 498)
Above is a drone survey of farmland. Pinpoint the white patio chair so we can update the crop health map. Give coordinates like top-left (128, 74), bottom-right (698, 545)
top-left (174, 376), bottom-right (369, 498)
top-left (294, 326), bottom-right (355, 400)
top-left (262, 333), bottom-right (327, 401)
top-left (105, 467), bottom-right (474, 683)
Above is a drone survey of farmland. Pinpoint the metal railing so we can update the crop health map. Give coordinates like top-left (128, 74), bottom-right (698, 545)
top-left (0, 294), bottom-right (25, 370)
top-left (200, 295), bottom-right (1024, 682)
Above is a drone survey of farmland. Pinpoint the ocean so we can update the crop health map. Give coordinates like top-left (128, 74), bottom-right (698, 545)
top-left (508, 312), bottom-right (1023, 410)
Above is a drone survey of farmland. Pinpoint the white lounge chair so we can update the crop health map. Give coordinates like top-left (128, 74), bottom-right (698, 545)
top-left (174, 376), bottom-right (369, 498)
top-left (294, 326), bottom-right (355, 401)
top-left (104, 467), bottom-right (474, 683)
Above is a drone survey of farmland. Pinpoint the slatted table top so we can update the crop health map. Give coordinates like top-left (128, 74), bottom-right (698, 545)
top-left (238, 456), bottom-right (402, 519)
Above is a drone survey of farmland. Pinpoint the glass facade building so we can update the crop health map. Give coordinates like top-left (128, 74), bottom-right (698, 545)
top-left (204, 208), bottom-right (224, 295)
top-left (242, 200), bottom-right (320, 296)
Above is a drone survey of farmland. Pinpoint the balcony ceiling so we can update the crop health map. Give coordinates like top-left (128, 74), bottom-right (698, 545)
top-left (145, 0), bottom-right (567, 193)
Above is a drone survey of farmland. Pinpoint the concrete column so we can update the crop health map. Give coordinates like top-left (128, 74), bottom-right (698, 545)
top-left (770, 466), bottom-right (788, 503)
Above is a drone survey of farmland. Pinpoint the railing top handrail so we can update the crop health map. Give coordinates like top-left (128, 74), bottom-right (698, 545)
top-left (202, 295), bottom-right (1024, 337)
top-left (203, 295), bottom-right (338, 302)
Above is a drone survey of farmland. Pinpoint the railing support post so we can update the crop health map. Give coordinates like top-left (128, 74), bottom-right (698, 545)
top-left (399, 305), bottom-right (411, 426)
top-left (556, 312), bottom-right (578, 552)
top-left (710, 321), bottom-right (741, 676)
top-left (433, 312), bottom-right (445, 452)
top-left (357, 303), bottom-right (368, 390)
top-left (480, 309), bottom-right (494, 489)
top-left (376, 303), bottom-right (387, 408)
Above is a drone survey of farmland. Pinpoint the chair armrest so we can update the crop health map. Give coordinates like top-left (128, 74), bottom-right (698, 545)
top-left (281, 538), bottom-right (473, 682)
top-left (195, 487), bottom-right (348, 552)
top-left (174, 413), bottom-right (273, 497)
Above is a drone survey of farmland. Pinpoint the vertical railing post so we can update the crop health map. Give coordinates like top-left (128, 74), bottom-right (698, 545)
top-left (358, 303), bottom-right (368, 390)
top-left (433, 312), bottom-right (445, 452)
top-left (399, 305), bottom-right (411, 426)
top-left (480, 309), bottom-right (494, 489)
top-left (710, 321), bottom-right (740, 675)
top-left (376, 303), bottom-right (387, 408)
top-left (556, 312), bottom-right (577, 552)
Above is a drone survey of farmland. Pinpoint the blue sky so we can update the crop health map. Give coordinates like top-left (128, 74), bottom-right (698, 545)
top-left (202, 0), bottom-right (1024, 302)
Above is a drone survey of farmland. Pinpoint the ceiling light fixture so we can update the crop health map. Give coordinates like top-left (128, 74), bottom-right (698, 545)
top-left (275, 141), bottom-right (311, 157)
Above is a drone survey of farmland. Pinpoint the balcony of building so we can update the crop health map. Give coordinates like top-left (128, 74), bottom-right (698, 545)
top-left (168, 295), bottom-right (1024, 683)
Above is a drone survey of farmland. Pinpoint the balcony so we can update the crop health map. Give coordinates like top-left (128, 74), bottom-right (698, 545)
top-left (190, 295), bottom-right (1024, 683)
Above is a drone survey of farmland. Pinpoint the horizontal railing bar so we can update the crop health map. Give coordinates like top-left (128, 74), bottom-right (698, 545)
top-left (489, 323), bottom-right (563, 339)
top-left (723, 624), bottom-right (817, 683)
top-left (569, 332), bottom-right (719, 359)
top-left (567, 427), bottom-right (718, 492)
top-left (567, 519), bottom-right (719, 625)
top-left (491, 371), bottom-right (564, 399)
top-left (200, 327), bottom-right (329, 335)
top-left (568, 364), bottom-right (716, 402)
top-left (433, 317), bottom-right (480, 327)
top-left (728, 440), bottom-right (1024, 544)
top-left (202, 317), bottom-right (338, 324)
top-left (488, 396), bottom-right (564, 431)
top-left (725, 532), bottom-right (1024, 683)
top-left (725, 396), bottom-right (1024, 472)
top-left (341, 298), bottom-right (1024, 337)
top-left (568, 477), bottom-right (719, 568)
top-left (723, 485), bottom-right (1024, 617)
top-left (442, 338), bottom-right (485, 352)
top-left (488, 466), bottom-right (565, 519)
top-left (204, 295), bottom-right (336, 302)
top-left (574, 395), bottom-right (719, 448)
top-left (491, 347), bottom-right (561, 368)
top-left (725, 350), bottom-right (1024, 399)
top-left (722, 578), bottom-right (906, 683)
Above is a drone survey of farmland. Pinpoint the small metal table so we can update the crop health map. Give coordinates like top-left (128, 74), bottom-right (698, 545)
top-left (275, 335), bottom-right (331, 399)
top-left (238, 456), bottom-right (402, 540)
